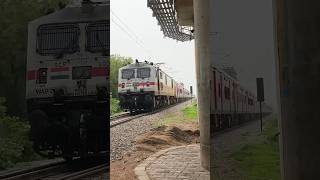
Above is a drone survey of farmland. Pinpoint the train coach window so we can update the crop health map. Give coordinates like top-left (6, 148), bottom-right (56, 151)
top-left (122, 69), bottom-right (135, 79)
top-left (86, 21), bottom-right (109, 53)
top-left (37, 23), bottom-right (80, 56)
top-left (137, 68), bottom-right (150, 78)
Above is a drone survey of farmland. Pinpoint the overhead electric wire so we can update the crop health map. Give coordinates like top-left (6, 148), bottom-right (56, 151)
top-left (111, 10), bottom-right (146, 47)
top-left (111, 10), bottom-right (155, 60)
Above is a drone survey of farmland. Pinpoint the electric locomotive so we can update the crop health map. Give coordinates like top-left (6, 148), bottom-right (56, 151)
top-left (118, 60), bottom-right (191, 112)
top-left (26, 1), bottom-right (109, 160)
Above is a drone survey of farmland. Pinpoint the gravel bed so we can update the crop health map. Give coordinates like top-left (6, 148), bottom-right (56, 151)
top-left (110, 100), bottom-right (193, 161)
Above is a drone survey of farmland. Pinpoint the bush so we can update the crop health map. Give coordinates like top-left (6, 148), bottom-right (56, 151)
top-left (0, 97), bottom-right (39, 169)
top-left (110, 96), bottom-right (121, 115)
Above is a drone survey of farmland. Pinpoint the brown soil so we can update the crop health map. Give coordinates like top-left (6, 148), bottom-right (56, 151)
top-left (110, 124), bottom-right (199, 180)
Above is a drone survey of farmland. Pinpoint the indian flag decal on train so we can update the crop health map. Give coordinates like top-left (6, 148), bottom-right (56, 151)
top-left (50, 67), bottom-right (70, 80)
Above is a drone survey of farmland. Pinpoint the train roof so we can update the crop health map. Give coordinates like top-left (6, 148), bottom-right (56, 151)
top-left (212, 65), bottom-right (257, 98)
top-left (29, 5), bottom-right (109, 27)
top-left (120, 62), bottom-right (189, 89)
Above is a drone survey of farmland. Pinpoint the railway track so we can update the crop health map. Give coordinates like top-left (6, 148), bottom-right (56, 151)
top-left (110, 99), bottom-right (193, 128)
top-left (0, 161), bottom-right (67, 180)
top-left (110, 112), bottom-right (130, 121)
top-left (41, 163), bottom-right (108, 180)
top-left (0, 159), bottom-right (108, 180)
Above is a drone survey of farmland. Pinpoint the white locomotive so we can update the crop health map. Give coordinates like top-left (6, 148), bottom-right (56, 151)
top-left (118, 60), bottom-right (191, 112)
top-left (26, 1), bottom-right (109, 160)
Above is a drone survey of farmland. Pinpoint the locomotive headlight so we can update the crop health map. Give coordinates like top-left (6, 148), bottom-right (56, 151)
top-left (37, 68), bottom-right (48, 84)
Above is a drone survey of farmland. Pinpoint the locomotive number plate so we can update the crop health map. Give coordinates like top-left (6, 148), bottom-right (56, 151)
top-left (74, 88), bottom-right (87, 96)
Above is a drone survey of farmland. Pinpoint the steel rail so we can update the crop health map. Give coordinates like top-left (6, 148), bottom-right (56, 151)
top-left (52, 163), bottom-right (108, 180)
top-left (0, 161), bottom-right (67, 180)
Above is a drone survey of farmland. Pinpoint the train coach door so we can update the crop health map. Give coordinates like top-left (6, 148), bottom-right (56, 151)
top-left (213, 70), bottom-right (217, 111)
top-left (220, 73), bottom-right (223, 112)
top-left (157, 69), bottom-right (160, 94)
top-left (233, 83), bottom-right (237, 113)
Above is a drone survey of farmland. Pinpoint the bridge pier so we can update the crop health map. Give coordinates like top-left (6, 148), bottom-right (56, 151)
top-left (193, 0), bottom-right (213, 173)
top-left (275, 0), bottom-right (320, 179)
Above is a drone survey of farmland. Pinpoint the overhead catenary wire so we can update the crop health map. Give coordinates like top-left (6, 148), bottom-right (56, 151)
top-left (111, 9), bottom-right (191, 86)
top-left (111, 19), bottom-right (152, 57)
top-left (110, 10), bottom-right (155, 60)
top-left (111, 10), bottom-right (146, 48)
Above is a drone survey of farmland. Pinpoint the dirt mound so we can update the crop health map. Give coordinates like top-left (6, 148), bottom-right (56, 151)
top-left (134, 126), bottom-right (199, 151)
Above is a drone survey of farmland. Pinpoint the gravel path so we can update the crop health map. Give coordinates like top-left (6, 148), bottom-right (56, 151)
top-left (111, 100), bottom-right (193, 161)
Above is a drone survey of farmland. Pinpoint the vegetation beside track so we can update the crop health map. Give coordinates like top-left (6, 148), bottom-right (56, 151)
top-left (0, 98), bottom-right (40, 170)
top-left (230, 117), bottom-right (281, 180)
top-left (110, 96), bottom-right (121, 115)
top-left (109, 55), bottom-right (133, 115)
top-left (154, 102), bottom-right (198, 127)
top-left (0, 1), bottom-right (70, 170)
top-left (182, 102), bottom-right (198, 120)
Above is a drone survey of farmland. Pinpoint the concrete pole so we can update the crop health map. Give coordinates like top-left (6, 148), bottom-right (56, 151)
top-left (193, 0), bottom-right (213, 172)
top-left (275, 0), bottom-right (320, 179)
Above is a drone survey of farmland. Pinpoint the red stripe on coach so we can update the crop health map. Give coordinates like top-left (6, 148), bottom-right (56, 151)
top-left (139, 82), bottom-right (156, 86)
top-left (92, 67), bottom-right (108, 77)
top-left (51, 67), bottom-right (69, 72)
top-left (27, 70), bottom-right (37, 80)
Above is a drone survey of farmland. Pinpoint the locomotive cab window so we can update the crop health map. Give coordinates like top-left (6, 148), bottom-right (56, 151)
top-left (36, 23), bottom-right (80, 56)
top-left (86, 21), bottom-right (109, 53)
top-left (137, 68), bottom-right (150, 78)
top-left (122, 69), bottom-right (135, 79)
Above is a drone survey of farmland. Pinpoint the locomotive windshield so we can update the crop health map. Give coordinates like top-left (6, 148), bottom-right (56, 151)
top-left (36, 23), bottom-right (80, 56)
top-left (86, 21), bottom-right (109, 53)
top-left (137, 68), bottom-right (150, 78)
top-left (122, 69), bottom-right (135, 79)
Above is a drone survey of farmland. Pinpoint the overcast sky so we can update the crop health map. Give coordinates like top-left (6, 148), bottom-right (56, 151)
top-left (111, 0), bottom-right (277, 110)
top-left (210, 0), bottom-right (277, 109)
top-left (110, 0), bottom-right (196, 89)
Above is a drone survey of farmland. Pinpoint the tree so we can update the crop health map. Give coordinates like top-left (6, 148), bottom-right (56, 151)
top-left (0, 0), bottom-right (70, 117)
top-left (110, 55), bottom-right (133, 98)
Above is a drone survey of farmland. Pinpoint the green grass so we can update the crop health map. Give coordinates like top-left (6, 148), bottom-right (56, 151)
top-left (110, 96), bottom-right (122, 115)
top-left (230, 118), bottom-right (281, 180)
top-left (154, 103), bottom-right (198, 127)
top-left (182, 103), bottom-right (198, 120)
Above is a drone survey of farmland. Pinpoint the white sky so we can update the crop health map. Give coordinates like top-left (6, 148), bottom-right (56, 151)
top-left (110, 0), bottom-right (196, 92)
